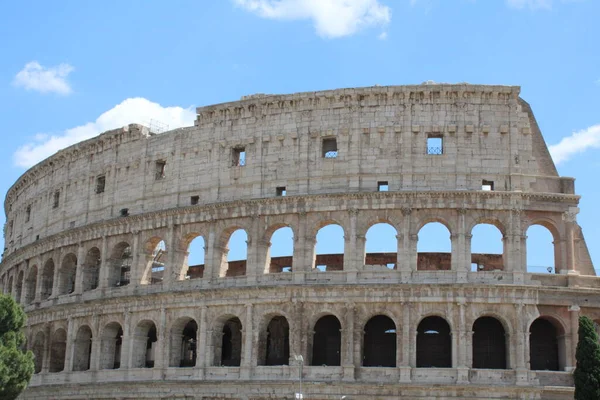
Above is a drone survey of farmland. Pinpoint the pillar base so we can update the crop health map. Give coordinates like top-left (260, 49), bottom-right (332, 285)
top-left (515, 368), bottom-right (530, 386)
top-left (342, 365), bottom-right (355, 381)
top-left (346, 271), bottom-right (357, 283)
top-left (240, 366), bottom-right (252, 379)
top-left (293, 272), bottom-right (305, 284)
top-left (456, 271), bottom-right (468, 283)
top-left (398, 366), bottom-right (411, 383)
top-left (512, 272), bottom-right (525, 284)
top-left (456, 367), bottom-right (469, 384)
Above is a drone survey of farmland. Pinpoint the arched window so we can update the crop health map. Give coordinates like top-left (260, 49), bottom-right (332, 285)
top-left (24, 266), bottom-right (38, 304)
top-left (472, 317), bottom-right (507, 369)
top-left (32, 331), bottom-right (45, 374)
top-left (529, 318), bottom-right (563, 371)
top-left (109, 242), bottom-right (132, 287)
top-left (41, 259), bottom-right (55, 300)
top-left (169, 318), bottom-right (197, 367)
top-left (311, 315), bottom-right (341, 366)
top-left (58, 253), bottom-right (77, 295)
top-left (263, 316), bottom-right (290, 365)
top-left (82, 248), bottom-right (101, 292)
top-left (365, 223), bottom-right (398, 269)
top-left (185, 235), bottom-right (205, 279)
top-left (73, 325), bottom-right (93, 371)
top-left (15, 271), bottom-right (24, 303)
top-left (221, 317), bottom-right (243, 366)
top-left (417, 316), bottom-right (451, 368)
top-left (526, 225), bottom-right (557, 274)
top-left (315, 224), bottom-right (344, 272)
top-left (417, 223), bottom-right (452, 271)
top-left (132, 320), bottom-right (158, 368)
top-left (363, 315), bottom-right (396, 367)
top-left (49, 328), bottom-right (67, 373)
top-left (100, 322), bottom-right (123, 369)
top-left (267, 227), bottom-right (294, 273)
top-left (471, 224), bottom-right (504, 271)
top-left (221, 229), bottom-right (248, 277)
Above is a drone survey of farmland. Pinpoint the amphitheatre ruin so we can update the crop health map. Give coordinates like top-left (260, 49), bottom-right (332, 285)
top-left (1, 84), bottom-right (598, 399)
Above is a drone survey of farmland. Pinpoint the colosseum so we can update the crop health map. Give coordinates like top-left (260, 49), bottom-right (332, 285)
top-left (1, 84), bottom-right (598, 400)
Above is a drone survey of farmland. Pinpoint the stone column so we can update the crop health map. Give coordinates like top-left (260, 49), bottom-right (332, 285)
top-left (90, 314), bottom-right (100, 370)
top-left (563, 208), bottom-right (580, 274)
top-left (155, 308), bottom-right (167, 369)
top-left (98, 236), bottom-right (109, 289)
top-left (514, 304), bottom-right (529, 385)
top-left (246, 216), bottom-right (264, 283)
top-left (241, 304), bottom-right (253, 379)
top-left (343, 209), bottom-right (359, 276)
top-left (164, 223), bottom-right (176, 286)
top-left (399, 303), bottom-right (411, 382)
top-left (456, 302), bottom-right (469, 384)
top-left (41, 323), bottom-right (52, 373)
top-left (290, 300), bottom-right (304, 363)
top-left (342, 303), bottom-right (355, 381)
top-left (196, 306), bottom-right (208, 378)
top-left (204, 221), bottom-right (217, 281)
top-left (130, 230), bottom-right (144, 285)
top-left (50, 249), bottom-right (62, 299)
top-left (567, 305), bottom-right (580, 372)
top-left (291, 213), bottom-right (310, 282)
top-left (65, 317), bottom-right (75, 372)
top-left (73, 243), bottom-right (85, 295)
top-left (400, 208), bottom-right (415, 277)
top-left (120, 312), bottom-right (131, 369)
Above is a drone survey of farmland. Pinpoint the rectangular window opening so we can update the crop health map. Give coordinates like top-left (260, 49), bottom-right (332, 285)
top-left (322, 138), bottom-right (338, 158)
top-left (25, 205), bottom-right (31, 223)
top-left (96, 175), bottom-right (106, 194)
top-left (232, 147), bottom-right (246, 166)
top-left (482, 180), bottom-right (494, 191)
top-left (190, 195), bottom-right (199, 205)
top-left (52, 191), bottom-right (60, 209)
top-left (378, 181), bottom-right (389, 192)
top-left (276, 186), bottom-right (287, 197)
top-left (427, 136), bottom-right (443, 155)
top-left (120, 208), bottom-right (129, 217)
top-left (155, 161), bottom-right (166, 180)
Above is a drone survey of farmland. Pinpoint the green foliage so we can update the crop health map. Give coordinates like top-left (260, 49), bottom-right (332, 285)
top-left (0, 294), bottom-right (34, 400)
top-left (574, 316), bottom-right (600, 400)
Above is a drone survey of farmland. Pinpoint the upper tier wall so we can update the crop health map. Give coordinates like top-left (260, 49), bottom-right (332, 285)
top-left (3, 84), bottom-right (569, 254)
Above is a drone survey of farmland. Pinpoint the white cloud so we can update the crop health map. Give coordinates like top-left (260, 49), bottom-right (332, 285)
top-left (13, 61), bottom-right (74, 95)
top-left (549, 124), bottom-right (600, 165)
top-left (234, 0), bottom-right (391, 38)
top-left (505, 0), bottom-right (552, 9)
top-left (13, 98), bottom-right (195, 168)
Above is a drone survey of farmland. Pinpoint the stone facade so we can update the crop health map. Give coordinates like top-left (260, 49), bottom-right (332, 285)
top-left (1, 84), bottom-right (598, 399)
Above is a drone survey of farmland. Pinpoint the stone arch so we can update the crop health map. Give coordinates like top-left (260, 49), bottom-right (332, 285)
top-left (131, 319), bottom-right (158, 368)
top-left (472, 316), bottom-right (507, 369)
top-left (217, 316), bottom-right (243, 367)
top-left (364, 222), bottom-right (398, 269)
top-left (32, 331), bottom-right (45, 374)
top-left (58, 253), bottom-right (77, 295)
top-left (470, 221), bottom-right (505, 272)
top-left (525, 220), bottom-right (560, 274)
top-left (99, 322), bottom-right (123, 369)
top-left (141, 236), bottom-right (166, 285)
top-left (169, 317), bottom-right (197, 367)
top-left (314, 222), bottom-right (345, 272)
top-left (218, 226), bottom-right (249, 278)
top-left (417, 316), bottom-right (452, 368)
top-left (24, 264), bottom-right (38, 304)
top-left (81, 247), bottom-right (101, 292)
top-left (73, 325), bottom-right (93, 371)
top-left (49, 328), bottom-right (67, 373)
top-left (40, 259), bottom-right (55, 300)
top-left (417, 221), bottom-right (452, 271)
top-left (311, 314), bottom-right (342, 366)
top-left (265, 225), bottom-right (294, 273)
top-left (108, 242), bottom-right (132, 287)
top-left (15, 270), bottom-right (24, 303)
top-left (362, 315), bottom-right (396, 367)
top-left (258, 314), bottom-right (290, 366)
top-left (182, 232), bottom-right (206, 280)
top-left (529, 316), bottom-right (566, 371)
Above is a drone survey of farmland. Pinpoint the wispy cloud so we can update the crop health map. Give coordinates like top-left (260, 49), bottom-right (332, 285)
top-left (13, 61), bottom-right (74, 95)
top-left (549, 124), bottom-right (600, 165)
top-left (13, 98), bottom-right (195, 168)
top-left (233, 0), bottom-right (391, 38)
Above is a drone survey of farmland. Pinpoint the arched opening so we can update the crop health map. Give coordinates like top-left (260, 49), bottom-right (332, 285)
top-left (526, 225), bottom-right (557, 274)
top-left (365, 223), bottom-right (398, 269)
top-left (185, 235), bottom-right (205, 279)
top-left (24, 265), bottom-right (38, 304)
top-left (49, 328), bottom-right (67, 373)
top-left (109, 242), bottom-right (132, 287)
top-left (311, 315), bottom-right (341, 366)
top-left (32, 331), bottom-right (45, 374)
top-left (363, 315), bottom-right (396, 367)
top-left (82, 247), bottom-right (101, 292)
top-left (41, 259), bottom-right (54, 300)
top-left (15, 271), bottom-right (24, 303)
top-left (417, 316), bottom-right (452, 368)
top-left (417, 222), bottom-right (452, 271)
top-left (529, 317), bottom-right (564, 371)
top-left (147, 239), bottom-right (166, 285)
top-left (266, 227), bottom-right (294, 273)
top-left (470, 223), bottom-right (504, 271)
top-left (262, 316), bottom-right (290, 365)
top-left (221, 229), bottom-right (248, 277)
top-left (169, 318), bottom-right (197, 367)
top-left (472, 317), bottom-right (507, 369)
top-left (132, 320), bottom-right (158, 368)
top-left (314, 224), bottom-right (345, 272)
top-left (73, 325), bottom-right (93, 372)
top-left (100, 322), bottom-right (123, 369)
top-left (221, 317), bottom-right (243, 366)
top-left (7, 276), bottom-right (13, 297)
top-left (58, 253), bottom-right (77, 295)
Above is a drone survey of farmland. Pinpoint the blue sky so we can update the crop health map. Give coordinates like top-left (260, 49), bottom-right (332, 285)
top-left (0, 0), bottom-right (598, 273)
